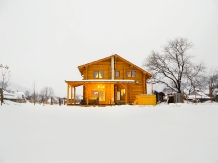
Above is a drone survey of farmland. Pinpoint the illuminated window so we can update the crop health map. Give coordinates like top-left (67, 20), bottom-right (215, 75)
top-left (126, 71), bottom-right (131, 77)
top-left (121, 89), bottom-right (125, 96)
top-left (99, 90), bottom-right (105, 101)
top-left (94, 70), bottom-right (104, 79)
top-left (91, 90), bottom-right (105, 101)
top-left (115, 71), bottom-right (120, 77)
top-left (126, 71), bottom-right (136, 77)
top-left (132, 71), bottom-right (136, 77)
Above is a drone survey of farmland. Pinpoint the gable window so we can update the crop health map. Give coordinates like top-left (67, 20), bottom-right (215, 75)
top-left (94, 70), bottom-right (104, 79)
top-left (115, 71), bottom-right (120, 77)
top-left (132, 71), bottom-right (136, 77)
top-left (126, 71), bottom-right (136, 77)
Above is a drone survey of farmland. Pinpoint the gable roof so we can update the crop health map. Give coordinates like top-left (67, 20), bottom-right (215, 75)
top-left (78, 54), bottom-right (152, 77)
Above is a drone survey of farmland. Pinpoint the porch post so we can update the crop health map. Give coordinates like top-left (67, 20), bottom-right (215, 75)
top-left (114, 85), bottom-right (117, 104)
top-left (67, 84), bottom-right (69, 105)
top-left (74, 87), bottom-right (76, 104)
top-left (71, 86), bottom-right (73, 104)
top-left (125, 84), bottom-right (128, 104)
top-left (86, 85), bottom-right (88, 105)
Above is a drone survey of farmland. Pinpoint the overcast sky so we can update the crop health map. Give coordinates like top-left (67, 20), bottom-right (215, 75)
top-left (0, 0), bottom-right (218, 97)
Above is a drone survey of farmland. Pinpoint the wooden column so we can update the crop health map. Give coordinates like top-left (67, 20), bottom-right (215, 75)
top-left (129, 85), bottom-right (132, 103)
top-left (125, 84), bottom-right (128, 104)
top-left (71, 86), bottom-right (73, 104)
top-left (143, 73), bottom-right (145, 94)
top-left (67, 84), bottom-right (69, 105)
top-left (85, 84), bottom-right (88, 105)
top-left (114, 85), bottom-right (117, 104)
top-left (86, 66), bottom-right (88, 79)
top-left (83, 85), bottom-right (85, 100)
top-left (74, 87), bottom-right (76, 104)
top-left (111, 84), bottom-right (114, 104)
top-left (123, 67), bottom-right (125, 79)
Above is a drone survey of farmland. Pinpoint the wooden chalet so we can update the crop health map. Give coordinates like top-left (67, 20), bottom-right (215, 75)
top-left (65, 54), bottom-right (152, 105)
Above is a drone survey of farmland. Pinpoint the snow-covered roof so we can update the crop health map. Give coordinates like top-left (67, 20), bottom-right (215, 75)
top-left (3, 91), bottom-right (26, 100)
top-left (188, 94), bottom-right (210, 100)
top-left (196, 91), bottom-right (208, 97)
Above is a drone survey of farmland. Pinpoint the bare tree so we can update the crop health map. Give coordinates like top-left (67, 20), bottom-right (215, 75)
top-left (207, 67), bottom-right (218, 97)
top-left (0, 64), bottom-right (10, 90)
top-left (40, 87), bottom-right (54, 102)
top-left (143, 38), bottom-right (205, 93)
top-left (76, 94), bottom-right (82, 103)
top-left (25, 90), bottom-right (31, 100)
top-left (184, 62), bottom-right (206, 95)
top-left (25, 90), bottom-right (30, 97)
top-left (32, 81), bottom-right (36, 105)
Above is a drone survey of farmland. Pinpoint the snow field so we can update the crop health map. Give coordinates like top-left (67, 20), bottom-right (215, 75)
top-left (0, 101), bottom-right (218, 163)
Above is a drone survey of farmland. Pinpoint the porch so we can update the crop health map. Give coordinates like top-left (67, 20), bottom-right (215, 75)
top-left (65, 80), bottom-right (134, 106)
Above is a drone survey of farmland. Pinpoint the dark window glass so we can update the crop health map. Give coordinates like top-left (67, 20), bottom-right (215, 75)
top-left (115, 71), bottom-right (120, 77)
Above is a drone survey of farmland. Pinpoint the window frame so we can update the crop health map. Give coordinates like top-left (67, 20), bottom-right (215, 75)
top-left (115, 70), bottom-right (120, 77)
top-left (132, 71), bottom-right (136, 77)
top-left (126, 70), bottom-right (136, 77)
top-left (94, 70), bottom-right (104, 79)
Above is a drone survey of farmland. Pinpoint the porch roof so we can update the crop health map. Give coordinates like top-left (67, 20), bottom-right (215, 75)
top-left (65, 79), bottom-right (135, 87)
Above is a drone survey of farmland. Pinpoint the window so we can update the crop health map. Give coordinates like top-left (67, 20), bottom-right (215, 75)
top-left (99, 90), bottom-right (105, 101)
top-left (132, 71), bottom-right (136, 77)
top-left (121, 89), bottom-right (125, 96)
top-left (126, 71), bottom-right (136, 77)
top-left (115, 71), bottom-right (120, 77)
top-left (92, 90), bottom-right (105, 101)
top-left (94, 70), bottom-right (104, 79)
top-left (126, 71), bottom-right (131, 77)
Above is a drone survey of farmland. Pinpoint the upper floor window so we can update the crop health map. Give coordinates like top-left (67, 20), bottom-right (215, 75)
top-left (126, 71), bottom-right (136, 77)
top-left (115, 71), bottom-right (120, 77)
top-left (94, 70), bottom-right (104, 79)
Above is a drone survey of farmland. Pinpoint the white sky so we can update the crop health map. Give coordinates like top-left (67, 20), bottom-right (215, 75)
top-left (0, 0), bottom-right (218, 97)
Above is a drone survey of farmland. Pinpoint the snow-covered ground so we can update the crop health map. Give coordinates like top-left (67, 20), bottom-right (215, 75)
top-left (0, 101), bottom-right (218, 163)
